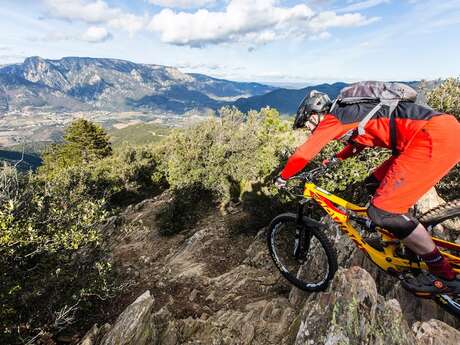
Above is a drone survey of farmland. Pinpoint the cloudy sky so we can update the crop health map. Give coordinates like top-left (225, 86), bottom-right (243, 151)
top-left (1, 0), bottom-right (459, 84)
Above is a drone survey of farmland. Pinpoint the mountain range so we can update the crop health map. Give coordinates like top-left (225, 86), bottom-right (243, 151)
top-left (0, 56), bottom-right (276, 115)
top-left (0, 56), bottom-right (349, 116)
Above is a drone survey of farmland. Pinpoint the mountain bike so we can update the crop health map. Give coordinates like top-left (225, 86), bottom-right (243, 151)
top-left (267, 165), bottom-right (460, 317)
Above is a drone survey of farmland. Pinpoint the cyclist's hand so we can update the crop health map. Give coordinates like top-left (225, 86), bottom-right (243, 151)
top-left (274, 176), bottom-right (287, 190)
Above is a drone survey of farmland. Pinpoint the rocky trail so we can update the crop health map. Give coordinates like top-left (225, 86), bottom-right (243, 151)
top-left (77, 189), bottom-right (460, 345)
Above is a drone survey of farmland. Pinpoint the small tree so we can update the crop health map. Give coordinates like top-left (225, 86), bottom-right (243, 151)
top-left (41, 119), bottom-right (112, 176)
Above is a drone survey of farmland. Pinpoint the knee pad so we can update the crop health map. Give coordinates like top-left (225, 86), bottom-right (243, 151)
top-left (367, 204), bottom-right (419, 239)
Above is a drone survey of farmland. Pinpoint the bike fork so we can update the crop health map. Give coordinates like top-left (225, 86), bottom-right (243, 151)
top-left (294, 200), bottom-right (312, 260)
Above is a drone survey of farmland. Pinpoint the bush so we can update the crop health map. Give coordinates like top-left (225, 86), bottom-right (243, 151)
top-left (156, 107), bottom-right (298, 204)
top-left (89, 144), bottom-right (164, 206)
top-left (1, 129), bottom-right (165, 342)
top-left (0, 163), bottom-right (116, 343)
top-left (312, 142), bottom-right (390, 204)
top-left (427, 78), bottom-right (460, 119)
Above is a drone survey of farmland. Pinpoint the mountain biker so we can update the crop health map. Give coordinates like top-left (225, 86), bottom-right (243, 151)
top-left (275, 87), bottom-right (460, 293)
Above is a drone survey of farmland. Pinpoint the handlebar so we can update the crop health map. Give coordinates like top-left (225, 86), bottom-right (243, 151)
top-left (279, 159), bottom-right (340, 198)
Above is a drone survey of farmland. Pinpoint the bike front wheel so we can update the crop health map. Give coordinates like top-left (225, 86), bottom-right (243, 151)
top-left (267, 213), bottom-right (337, 291)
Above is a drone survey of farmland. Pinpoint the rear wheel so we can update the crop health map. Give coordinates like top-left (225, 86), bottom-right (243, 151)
top-left (420, 200), bottom-right (460, 318)
top-left (267, 213), bottom-right (337, 291)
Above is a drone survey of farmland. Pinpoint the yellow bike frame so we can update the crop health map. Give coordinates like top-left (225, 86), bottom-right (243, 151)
top-left (303, 182), bottom-right (460, 279)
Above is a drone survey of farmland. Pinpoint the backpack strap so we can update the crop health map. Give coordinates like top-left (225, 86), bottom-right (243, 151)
top-left (357, 103), bottom-right (383, 135)
top-left (390, 111), bottom-right (398, 156)
top-left (329, 98), bottom-right (339, 114)
top-left (382, 100), bottom-right (399, 156)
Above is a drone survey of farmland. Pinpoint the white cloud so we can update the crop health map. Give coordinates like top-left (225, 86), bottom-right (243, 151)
top-left (309, 31), bottom-right (332, 40)
top-left (148, 0), bottom-right (217, 9)
top-left (81, 26), bottom-right (112, 43)
top-left (148, 0), bottom-right (378, 47)
top-left (338, 0), bottom-right (390, 13)
top-left (29, 26), bottom-right (112, 43)
top-left (43, 0), bottom-right (147, 34)
top-left (308, 11), bottom-right (379, 32)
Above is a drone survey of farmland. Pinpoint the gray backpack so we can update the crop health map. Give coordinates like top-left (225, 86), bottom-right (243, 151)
top-left (330, 81), bottom-right (417, 155)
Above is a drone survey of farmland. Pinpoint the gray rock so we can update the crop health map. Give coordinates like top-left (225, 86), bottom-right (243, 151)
top-left (78, 324), bottom-right (99, 345)
top-left (99, 291), bottom-right (155, 345)
top-left (413, 319), bottom-right (460, 345)
top-left (294, 266), bottom-right (416, 345)
top-left (416, 188), bottom-right (445, 214)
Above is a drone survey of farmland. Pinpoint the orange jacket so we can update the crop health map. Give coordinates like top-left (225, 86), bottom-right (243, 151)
top-left (280, 102), bottom-right (442, 179)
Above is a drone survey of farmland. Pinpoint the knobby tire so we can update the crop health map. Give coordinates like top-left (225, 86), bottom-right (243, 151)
top-left (267, 213), bottom-right (338, 292)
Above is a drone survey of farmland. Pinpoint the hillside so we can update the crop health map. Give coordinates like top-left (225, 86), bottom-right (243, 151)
top-left (0, 56), bottom-right (275, 115)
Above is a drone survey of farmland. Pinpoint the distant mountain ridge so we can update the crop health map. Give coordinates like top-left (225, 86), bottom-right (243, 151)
top-left (233, 82), bottom-right (349, 114)
top-left (0, 56), bottom-right (275, 114)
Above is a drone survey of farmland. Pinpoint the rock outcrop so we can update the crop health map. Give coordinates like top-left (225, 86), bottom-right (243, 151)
top-left (77, 188), bottom-right (460, 345)
top-left (99, 291), bottom-right (155, 345)
top-left (79, 267), bottom-right (460, 345)
top-left (295, 267), bottom-right (416, 345)
top-left (413, 319), bottom-right (460, 345)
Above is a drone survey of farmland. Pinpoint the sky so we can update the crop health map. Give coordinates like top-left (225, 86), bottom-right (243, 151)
top-left (0, 0), bottom-right (459, 85)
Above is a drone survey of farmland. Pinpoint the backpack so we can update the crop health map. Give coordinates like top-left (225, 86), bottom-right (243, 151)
top-left (330, 81), bottom-right (418, 155)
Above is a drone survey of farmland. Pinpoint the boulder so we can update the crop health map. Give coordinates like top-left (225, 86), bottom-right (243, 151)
top-left (294, 266), bottom-right (416, 345)
top-left (99, 291), bottom-right (155, 345)
top-left (413, 319), bottom-right (460, 345)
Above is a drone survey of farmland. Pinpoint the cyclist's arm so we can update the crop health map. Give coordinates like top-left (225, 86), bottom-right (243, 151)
top-left (335, 142), bottom-right (366, 160)
top-left (280, 115), bottom-right (355, 179)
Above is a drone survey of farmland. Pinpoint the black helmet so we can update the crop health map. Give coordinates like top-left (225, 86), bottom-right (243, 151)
top-left (293, 90), bottom-right (332, 129)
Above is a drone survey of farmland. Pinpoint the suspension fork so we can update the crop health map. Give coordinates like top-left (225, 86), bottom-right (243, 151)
top-left (294, 200), bottom-right (312, 260)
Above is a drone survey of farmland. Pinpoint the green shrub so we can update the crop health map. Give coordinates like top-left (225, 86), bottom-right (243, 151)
top-left (0, 163), bottom-right (116, 343)
top-left (156, 107), bottom-right (297, 204)
top-left (427, 78), bottom-right (460, 119)
top-left (89, 144), bottom-right (164, 206)
top-left (312, 142), bottom-right (390, 204)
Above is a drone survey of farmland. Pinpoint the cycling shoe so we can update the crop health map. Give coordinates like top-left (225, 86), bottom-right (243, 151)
top-left (401, 271), bottom-right (460, 296)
